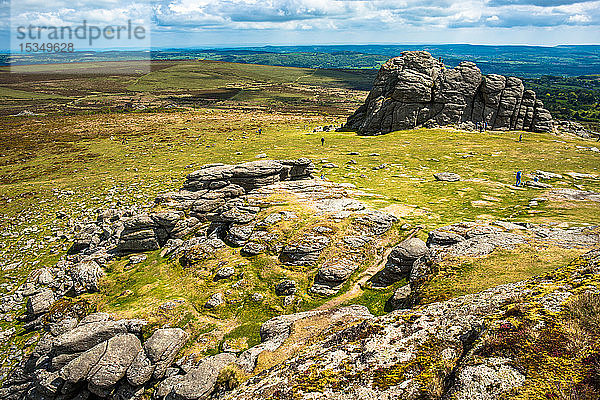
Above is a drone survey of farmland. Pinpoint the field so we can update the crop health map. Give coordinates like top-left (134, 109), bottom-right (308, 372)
top-left (1, 60), bottom-right (599, 362)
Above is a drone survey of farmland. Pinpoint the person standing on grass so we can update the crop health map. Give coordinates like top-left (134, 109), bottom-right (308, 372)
top-left (519, 134), bottom-right (522, 142)
top-left (516, 170), bottom-right (522, 187)
top-left (321, 137), bottom-right (325, 146)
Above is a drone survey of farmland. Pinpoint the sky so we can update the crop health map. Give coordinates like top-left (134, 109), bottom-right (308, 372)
top-left (1, 0), bottom-right (600, 49)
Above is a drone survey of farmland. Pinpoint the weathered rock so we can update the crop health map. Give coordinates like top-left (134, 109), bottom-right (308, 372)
top-left (386, 238), bottom-right (430, 275)
top-left (26, 289), bottom-right (55, 317)
top-left (36, 268), bottom-right (55, 285)
top-left (117, 214), bottom-right (161, 252)
top-left (434, 172), bottom-right (461, 182)
top-left (448, 358), bottom-right (526, 399)
top-left (549, 188), bottom-right (600, 202)
top-left (386, 284), bottom-right (412, 311)
top-left (237, 305), bottom-right (373, 372)
top-left (69, 260), bottom-right (105, 295)
top-left (144, 328), bottom-right (189, 380)
top-left (427, 230), bottom-right (465, 247)
top-left (535, 170), bottom-right (563, 180)
top-left (228, 250), bottom-right (600, 399)
top-left (352, 211), bottom-right (397, 235)
top-left (555, 119), bottom-right (599, 139)
top-left (204, 293), bottom-right (224, 309)
top-left (317, 259), bottom-right (359, 283)
top-left (345, 51), bottom-right (553, 134)
top-left (524, 180), bottom-right (552, 189)
top-left (225, 223), bottom-right (255, 247)
top-left (279, 235), bottom-right (330, 266)
top-left (53, 318), bottom-right (142, 355)
top-left (61, 333), bottom-right (141, 390)
top-left (274, 279), bottom-right (297, 296)
top-left (215, 266), bottom-right (235, 280)
top-left (126, 349), bottom-right (154, 387)
top-left (156, 353), bottom-right (236, 400)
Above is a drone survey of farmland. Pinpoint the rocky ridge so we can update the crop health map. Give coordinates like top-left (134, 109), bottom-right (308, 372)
top-left (1, 159), bottom-right (403, 400)
top-left (345, 51), bottom-right (554, 135)
top-left (2, 158), bottom-right (599, 400)
top-left (227, 249), bottom-right (600, 399)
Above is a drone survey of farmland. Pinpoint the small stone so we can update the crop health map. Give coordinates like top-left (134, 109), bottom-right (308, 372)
top-left (128, 254), bottom-right (147, 265)
top-left (434, 172), bottom-right (461, 182)
top-left (386, 284), bottom-right (412, 311)
top-left (251, 293), bottom-right (264, 302)
top-left (204, 293), bottom-right (224, 309)
top-left (215, 266), bottom-right (235, 280)
top-left (275, 279), bottom-right (297, 296)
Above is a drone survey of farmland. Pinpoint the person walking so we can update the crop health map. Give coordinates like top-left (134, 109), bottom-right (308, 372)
top-left (321, 137), bottom-right (325, 146)
top-left (519, 134), bottom-right (522, 142)
top-left (515, 170), bottom-right (522, 186)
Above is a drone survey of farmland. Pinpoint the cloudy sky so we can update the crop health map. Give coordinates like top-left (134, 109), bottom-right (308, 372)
top-left (2, 0), bottom-right (600, 48)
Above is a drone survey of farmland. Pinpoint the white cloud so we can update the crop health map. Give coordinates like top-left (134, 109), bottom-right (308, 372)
top-left (5, 0), bottom-right (600, 46)
top-left (568, 13), bottom-right (591, 23)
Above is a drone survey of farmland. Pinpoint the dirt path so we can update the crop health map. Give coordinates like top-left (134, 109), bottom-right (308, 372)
top-left (316, 227), bottom-right (421, 311)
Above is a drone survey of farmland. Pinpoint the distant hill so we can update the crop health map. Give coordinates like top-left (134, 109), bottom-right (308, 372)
top-left (3, 44), bottom-right (600, 78)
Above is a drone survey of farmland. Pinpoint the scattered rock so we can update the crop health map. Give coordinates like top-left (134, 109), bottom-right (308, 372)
top-left (524, 180), bottom-right (552, 189)
top-left (26, 289), bottom-right (55, 317)
top-left (204, 293), bottom-right (224, 309)
top-left (434, 172), bottom-right (461, 182)
top-left (321, 163), bottom-right (338, 169)
top-left (385, 284), bottom-right (412, 311)
top-left (275, 280), bottom-right (297, 296)
top-left (215, 266), bottom-right (235, 280)
top-left (535, 170), bottom-right (562, 180)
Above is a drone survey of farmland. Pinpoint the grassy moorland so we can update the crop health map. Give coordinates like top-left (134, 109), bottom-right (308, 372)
top-left (0, 60), bottom-right (599, 360)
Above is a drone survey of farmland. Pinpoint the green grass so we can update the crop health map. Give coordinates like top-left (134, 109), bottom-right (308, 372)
top-left (421, 245), bottom-right (586, 304)
top-left (0, 87), bottom-right (69, 100)
top-left (1, 60), bottom-right (600, 365)
top-left (127, 61), bottom-right (370, 93)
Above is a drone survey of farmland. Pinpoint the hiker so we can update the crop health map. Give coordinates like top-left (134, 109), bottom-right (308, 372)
top-left (516, 171), bottom-right (522, 186)
top-left (321, 137), bottom-right (325, 146)
top-left (479, 123), bottom-right (484, 133)
top-left (519, 134), bottom-right (522, 142)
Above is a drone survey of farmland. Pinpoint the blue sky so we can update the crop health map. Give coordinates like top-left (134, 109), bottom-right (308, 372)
top-left (1, 0), bottom-right (600, 49)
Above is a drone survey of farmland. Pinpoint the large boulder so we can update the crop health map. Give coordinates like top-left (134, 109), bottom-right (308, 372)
top-left (279, 235), bottom-right (330, 266)
top-left (155, 353), bottom-right (237, 400)
top-left (26, 289), bottom-right (55, 317)
top-left (386, 238), bottom-right (430, 276)
top-left (144, 328), bottom-right (189, 379)
top-left (53, 319), bottom-right (143, 355)
top-left (61, 334), bottom-right (141, 392)
top-left (345, 51), bottom-right (553, 134)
